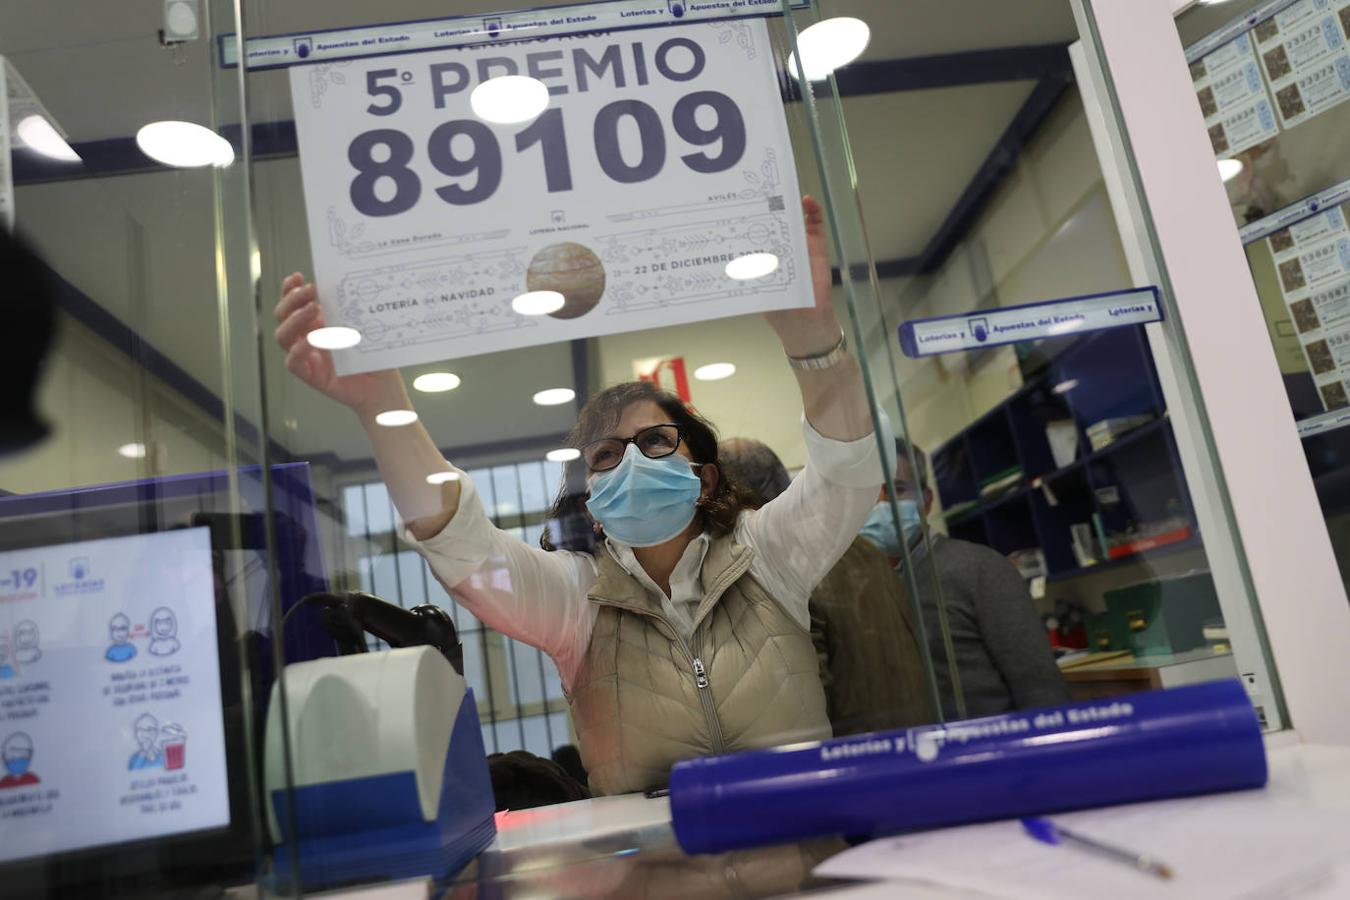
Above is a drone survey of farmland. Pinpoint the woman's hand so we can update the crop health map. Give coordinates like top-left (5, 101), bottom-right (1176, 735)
top-left (762, 196), bottom-right (843, 358)
top-left (275, 273), bottom-right (407, 415)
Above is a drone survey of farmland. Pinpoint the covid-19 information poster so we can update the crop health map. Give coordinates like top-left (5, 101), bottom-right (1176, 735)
top-left (288, 18), bottom-right (811, 375)
top-left (0, 528), bottom-right (229, 863)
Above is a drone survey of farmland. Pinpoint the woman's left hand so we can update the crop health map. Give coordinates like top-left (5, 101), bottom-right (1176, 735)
top-left (763, 195), bottom-right (844, 357)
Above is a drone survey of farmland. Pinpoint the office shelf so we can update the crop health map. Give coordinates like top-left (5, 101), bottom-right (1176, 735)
top-left (932, 328), bottom-right (1200, 582)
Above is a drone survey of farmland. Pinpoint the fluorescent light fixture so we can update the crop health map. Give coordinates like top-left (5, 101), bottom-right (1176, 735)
top-left (426, 471), bottom-right (461, 484)
top-left (16, 115), bottom-right (79, 162)
top-left (117, 442), bottom-right (147, 459)
top-left (546, 448), bottom-right (581, 463)
top-left (1051, 379), bottom-right (1079, 395)
top-left (725, 253), bottom-right (780, 281)
top-left (1217, 158), bottom-right (1243, 183)
top-left (135, 120), bottom-right (234, 168)
top-left (413, 372), bottom-right (462, 393)
top-left (306, 326), bottom-right (362, 350)
top-left (511, 290), bottom-right (566, 316)
top-left (374, 409), bottom-right (419, 427)
top-left (533, 388), bottom-right (576, 406)
top-left (788, 17), bottom-right (871, 81)
top-left (470, 76), bottom-right (550, 124)
top-left (694, 362), bottom-right (737, 381)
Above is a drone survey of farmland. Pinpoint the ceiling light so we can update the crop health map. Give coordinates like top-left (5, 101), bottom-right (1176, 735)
top-left (374, 409), bottom-right (419, 427)
top-left (1217, 158), bottom-right (1243, 183)
top-left (306, 326), bottom-right (362, 350)
top-left (135, 120), bottom-right (235, 168)
top-left (16, 115), bottom-right (80, 162)
top-left (725, 253), bottom-right (780, 281)
top-left (788, 17), bottom-right (871, 82)
top-left (546, 448), bottom-right (581, 462)
top-left (512, 290), bottom-right (566, 316)
top-left (1051, 379), bottom-right (1079, 395)
top-left (694, 362), bottom-right (737, 381)
top-left (426, 471), bottom-right (461, 484)
top-left (413, 372), bottom-right (461, 393)
top-left (533, 388), bottom-right (576, 406)
top-left (118, 442), bottom-right (147, 459)
top-left (470, 76), bottom-right (550, 124)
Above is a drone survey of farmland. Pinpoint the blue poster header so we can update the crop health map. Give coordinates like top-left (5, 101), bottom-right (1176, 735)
top-left (898, 287), bottom-right (1163, 359)
top-left (221, 0), bottom-right (811, 70)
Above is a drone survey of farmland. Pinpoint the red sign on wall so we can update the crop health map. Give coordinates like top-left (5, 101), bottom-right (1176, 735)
top-left (635, 356), bottom-right (692, 403)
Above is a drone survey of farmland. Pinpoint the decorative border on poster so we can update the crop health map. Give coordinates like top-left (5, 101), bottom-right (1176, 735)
top-left (898, 287), bottom-right (1164, 359)
top-left (220, 0), bottom-right (811, 70)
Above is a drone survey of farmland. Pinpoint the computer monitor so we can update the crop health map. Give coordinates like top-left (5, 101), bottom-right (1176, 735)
top-left (0, 463), bottom-right (330, 893)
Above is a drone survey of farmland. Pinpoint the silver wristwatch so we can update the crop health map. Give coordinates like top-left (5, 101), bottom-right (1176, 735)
top-left (787, 333), bottom-right (848, 371)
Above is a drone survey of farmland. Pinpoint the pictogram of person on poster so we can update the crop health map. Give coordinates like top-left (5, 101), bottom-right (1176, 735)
top-left (106, 613), bottom-right (137, 663)
top-left (0, 733), bottom-right (39, 788)
top-left (147, 607), bottom-right (180, 657)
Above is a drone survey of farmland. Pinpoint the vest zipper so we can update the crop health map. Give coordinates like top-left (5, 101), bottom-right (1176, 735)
top-left (682, 646), bottom-right (725, 755)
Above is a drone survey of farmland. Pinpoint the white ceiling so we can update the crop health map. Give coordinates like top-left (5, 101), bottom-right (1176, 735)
top-left (3, 0), bottom-right (1081, 464)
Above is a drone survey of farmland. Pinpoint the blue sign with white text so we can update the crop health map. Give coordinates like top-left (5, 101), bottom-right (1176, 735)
top-left (898, 287), bottom-right (1164, 358)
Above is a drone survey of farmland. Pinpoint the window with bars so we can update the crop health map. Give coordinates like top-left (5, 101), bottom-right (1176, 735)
top-left (341, 459), bottom-right (573, 758)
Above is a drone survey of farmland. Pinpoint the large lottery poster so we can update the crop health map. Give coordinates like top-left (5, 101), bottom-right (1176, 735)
top-left (288, 19), bottom-right (811, 376)
top-left (1268, 204), bottom-right (1350, 410)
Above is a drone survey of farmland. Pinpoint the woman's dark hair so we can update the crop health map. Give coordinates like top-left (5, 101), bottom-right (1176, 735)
top-left (539, 381), bottom-right (747, 552)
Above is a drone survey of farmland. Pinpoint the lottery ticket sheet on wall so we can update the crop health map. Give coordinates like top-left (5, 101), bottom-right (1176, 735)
top-left (1189, 0), bottom-right (1350, 158)
top-left (1268, 204), bottom-right (1350, 410)
top-left (0, 527), bottom-right (229, 863)
top-left (288, 18), bottom-right (812, 375)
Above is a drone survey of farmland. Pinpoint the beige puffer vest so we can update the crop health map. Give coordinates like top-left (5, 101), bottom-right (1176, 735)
top-left (567, 531), bottom-right (831, 796)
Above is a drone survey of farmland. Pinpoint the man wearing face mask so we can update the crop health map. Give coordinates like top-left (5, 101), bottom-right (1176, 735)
top-left (720, 438), bottom-right (935, 735)
top-left (275, 197), bottom-right (889, 796)
top-left (863, 440), bottom-right (1068, 719)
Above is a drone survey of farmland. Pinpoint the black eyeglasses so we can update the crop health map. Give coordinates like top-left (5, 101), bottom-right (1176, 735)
top-left (581, 423), bottom-right (684, 472)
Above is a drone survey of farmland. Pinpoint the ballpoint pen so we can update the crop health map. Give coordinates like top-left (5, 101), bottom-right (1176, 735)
top-left (1021, 817), bottom-right (1174, 880)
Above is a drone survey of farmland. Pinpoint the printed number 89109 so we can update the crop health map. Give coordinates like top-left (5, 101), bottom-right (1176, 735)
top-left (347, 91), bottom-right (746, 217)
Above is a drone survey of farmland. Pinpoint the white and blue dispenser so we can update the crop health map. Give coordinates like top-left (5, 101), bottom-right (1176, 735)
top-left (263, 643), bottom-right (496, 889)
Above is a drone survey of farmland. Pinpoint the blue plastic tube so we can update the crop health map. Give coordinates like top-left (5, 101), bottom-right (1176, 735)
top-left (670, 679), bottom-right (1266, 854)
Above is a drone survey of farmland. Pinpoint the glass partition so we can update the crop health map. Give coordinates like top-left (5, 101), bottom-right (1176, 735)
top-left (0, 0), bottom-right (1294, 894)
top-left (0, 0), bottom-right (272, 895)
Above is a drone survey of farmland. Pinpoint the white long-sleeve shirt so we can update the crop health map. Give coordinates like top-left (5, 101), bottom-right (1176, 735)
top-left (409, 417), bottom-right (889, 691)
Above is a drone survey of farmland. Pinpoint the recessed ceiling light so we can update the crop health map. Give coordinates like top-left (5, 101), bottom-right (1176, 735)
top-left (1051, 379), bottom-right (1079, 395)
top-left (426, 471), bottom-right (461, 484)
top-left (470, 76), bottom-right (550, 124)
top-left (512, 290), bottom-right (566, 316)
top-left (788, 17), bottom-right (871, 82)
top-left (118, 442), bottom-right (147, 459)
top-left (1217, 158), bottom-right (1243, 183)
top-left (16, 115), bottom-right (80, 162)
top-left (725, 253), bottom-right (780, 281)
top-left (306, 326), bottom-right (362, 350)
top-left (413, 372), bottom-right (461, 393)
top-left (135, 120), bottom-right (234, 168)
top-left (375, 409), bottom-right (419, 427)
top-left (546, 448), bottom-right (581, 462)
top-left (694, 362), bottom-right (737, 381)
top-left (533, 388), bottom-right (576, 406)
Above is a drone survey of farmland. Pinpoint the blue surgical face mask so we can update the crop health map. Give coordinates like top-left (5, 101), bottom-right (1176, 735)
top-left (586, 444), bottom-right (703, 548)
top-left (5, 757), bottom-right (29, 776)
top-left (860, 500), bottom-right (922, 556)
